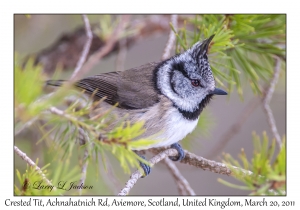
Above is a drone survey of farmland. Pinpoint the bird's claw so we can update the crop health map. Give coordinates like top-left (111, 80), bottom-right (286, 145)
top-left (169, 143), bottom-right (185, 161)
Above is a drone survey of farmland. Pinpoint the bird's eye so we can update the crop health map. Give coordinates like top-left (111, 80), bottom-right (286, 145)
top-left (191, 79), bottom-right (201, 87)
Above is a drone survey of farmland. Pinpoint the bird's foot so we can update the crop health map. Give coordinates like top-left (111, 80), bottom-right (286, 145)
top-left (134, 152), bottom-right (151, 178)
top-left (169, 143), bottom-right (185, 161)
top-left (139, 155), bottom-right (151, 178)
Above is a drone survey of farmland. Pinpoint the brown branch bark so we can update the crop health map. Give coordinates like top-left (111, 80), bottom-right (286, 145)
top-left (118, 148), bottom-right (253, 196)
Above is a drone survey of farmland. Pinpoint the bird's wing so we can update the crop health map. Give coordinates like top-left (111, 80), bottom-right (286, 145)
top-left (75, 62), bottom-right (161, 109)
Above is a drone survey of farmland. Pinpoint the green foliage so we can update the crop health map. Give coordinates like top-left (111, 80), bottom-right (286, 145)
top-left (94, 15), bottom-right (135, 41)
top-left (14, 159), bottom-right (81, 195)
top-left (14, 55), bottom-right (157, 194)
top-left (95, 15), bottom-right (116, 40)
top-left (36, 95), bottom-right (157, 174)
top-left (14, 55), bottom-right (45, 120)
top-left (172, 14), bottom-right (286, 97)
top-left (219, 132), bottom-right (286, 195)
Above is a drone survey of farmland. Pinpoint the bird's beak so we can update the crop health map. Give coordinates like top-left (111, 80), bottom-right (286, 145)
top-left (210, 88), bottom-right (227, 95)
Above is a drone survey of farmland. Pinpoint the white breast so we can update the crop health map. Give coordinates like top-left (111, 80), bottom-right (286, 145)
top-left (94, 98), bottom-right (199, 150)
top-left (138, 107), bottom-right (199, 149)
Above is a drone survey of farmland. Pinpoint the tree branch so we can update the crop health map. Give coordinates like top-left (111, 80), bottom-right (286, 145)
top-left (70, 15), bottom-right (93, 81)
top-left (14, 146), bottom-right (56, 190)
top-left (163, 158), bottom-right (196, 195)
top-left (161, 14), bottom-right (177, 60)
top-left (118, 148), bottom-right (254, 195)
top-left (48, 106), bottom-right (78, 121)
top-left (151, 148), bottom-right (253, 176)
top-left (263, 57), bottom-right (282, 147)
top-left (118, 148), bottom-right (175, 196)
top-left (78, 148), bottom-right (89, 195)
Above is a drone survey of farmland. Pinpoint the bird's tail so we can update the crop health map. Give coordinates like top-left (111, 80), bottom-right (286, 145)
top-left (46, 80), bottom-right (66, 87)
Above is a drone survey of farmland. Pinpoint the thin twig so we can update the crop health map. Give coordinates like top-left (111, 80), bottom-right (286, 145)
top-left (118, 148), bottom-right (175, 196)
top-left (48, 106), bottom-right (94, 134)
top-left (48, 106), bottom-right (78, 121)
top-left (263, 57), bottom-right (282, 147)
top-left (118, 148), bottom-right (253, 196)
top-left (70, 15), bottom-right (93, 80)
top-left (175, 181), bottom-right (186, 195)
top-left (79, 148), bottom-right (89, 195)
top-left (161, 15), bottom-right (178, 60)
top-left (14, 146), bottom-right (56, 190)
top-left (207, 57), bottom-right (283, 157)
top-left (163, 159), bottom-right (185, 195)
top-left (70, 15), bottom-right (130, 82)
top-left (163, 158), bottom-right (196, 195)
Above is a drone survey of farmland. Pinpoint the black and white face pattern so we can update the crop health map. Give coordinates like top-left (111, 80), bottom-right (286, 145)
top-left (156, 39), bottom-right (215, 114)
